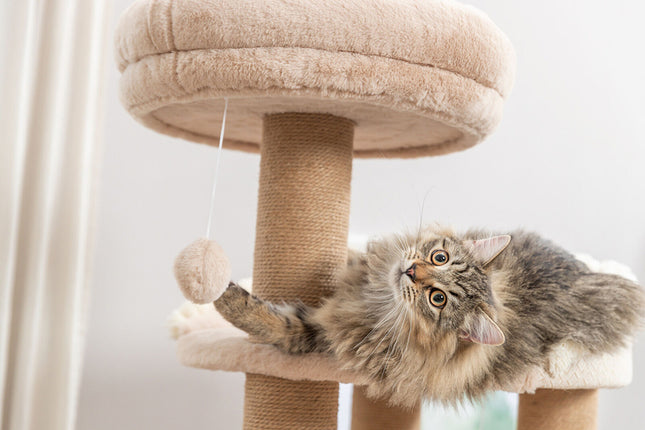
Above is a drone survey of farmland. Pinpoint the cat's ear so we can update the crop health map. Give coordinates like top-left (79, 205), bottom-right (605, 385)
top-left (460, 308), bottom-right (505, 346)
top-left (464, 235), bottom-right (511, 266)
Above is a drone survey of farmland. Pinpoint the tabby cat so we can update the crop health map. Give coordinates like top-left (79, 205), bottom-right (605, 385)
top-left (214, 227), bottom-right (644, 406)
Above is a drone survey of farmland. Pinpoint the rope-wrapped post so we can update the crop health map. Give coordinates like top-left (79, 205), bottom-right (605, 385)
top-left (518, 389), bottom-right (598, 430)
top-left (244, 113), bottom-right (354, 429)
top-left (352, 386), bottom-right (420, 430)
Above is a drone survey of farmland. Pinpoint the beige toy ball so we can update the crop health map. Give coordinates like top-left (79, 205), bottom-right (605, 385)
top-left (174, 238), bottom-right (231, 304)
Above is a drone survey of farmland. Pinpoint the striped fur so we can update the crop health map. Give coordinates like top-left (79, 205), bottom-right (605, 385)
top-left (215, 227), bottom-right (645, 406)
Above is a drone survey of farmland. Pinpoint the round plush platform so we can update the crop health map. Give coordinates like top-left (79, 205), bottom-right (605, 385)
top-left (115, 0), bottom-right (515, 158)
top-left (170, 304), bottom-right (633, 394)
top-left (168, 257), bottom-right (637, 394)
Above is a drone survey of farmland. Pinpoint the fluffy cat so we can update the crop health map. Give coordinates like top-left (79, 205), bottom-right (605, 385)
top-left (214, 227), bottom-right (644, 406)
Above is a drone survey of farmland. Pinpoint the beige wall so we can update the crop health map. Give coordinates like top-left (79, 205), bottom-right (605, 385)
top-left (77, 1), bottom-right (645, 429)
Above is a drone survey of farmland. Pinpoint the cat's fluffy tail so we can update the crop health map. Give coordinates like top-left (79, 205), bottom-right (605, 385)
top-left (569, 272), bottom-right (645, 352)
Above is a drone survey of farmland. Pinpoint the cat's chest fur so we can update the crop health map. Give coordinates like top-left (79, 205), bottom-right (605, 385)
top-left (315, 282), bottom-right (502, 406)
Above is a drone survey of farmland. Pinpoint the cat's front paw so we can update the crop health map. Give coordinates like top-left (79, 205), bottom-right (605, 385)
top-left (214, 283), bottom-right (251, 325)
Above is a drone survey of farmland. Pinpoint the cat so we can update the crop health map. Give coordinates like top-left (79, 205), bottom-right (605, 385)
top-left (214, 227), bottom-right (645, 406)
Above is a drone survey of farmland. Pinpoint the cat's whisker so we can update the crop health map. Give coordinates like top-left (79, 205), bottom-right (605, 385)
top-left (367, 302), bottom-right (405, 357)
top-left (361, 300), bottom-right (391, 306)
top-left (414, 190), bottom-right (431, 256)
top-left (402, 315), bottom-right (413, 358)
top-left (369, 302), bottom-right (406, 367)
top-left (380, 346), bottom-right (393, 379)
top-left (360, 294), bottom-right (395, 308)
top-left (381, 304), bottom-right (409, 378)
top-left (394, 235), bottom-right (408, 255)
top-left (353, 301), bottom-right (401, 350)
top-left (389, 314), bottom-right (405, 357)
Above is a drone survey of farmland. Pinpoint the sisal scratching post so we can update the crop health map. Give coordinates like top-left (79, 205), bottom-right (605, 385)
top-left (518, 389), bottom-right (598, 430)
top-left (352, 386), bottom-right (420, 430)
top-left (244, 113), bottom-right (353, 429)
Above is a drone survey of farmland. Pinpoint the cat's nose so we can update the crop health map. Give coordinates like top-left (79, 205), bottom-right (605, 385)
top-left (405, 264), bottom-right (416, 281)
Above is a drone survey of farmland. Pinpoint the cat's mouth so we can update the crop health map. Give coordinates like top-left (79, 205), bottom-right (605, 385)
top-left (397, 271), bottom-right (417, 303)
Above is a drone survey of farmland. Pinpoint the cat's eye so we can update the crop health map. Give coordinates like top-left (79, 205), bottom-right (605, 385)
top-left (429, 289), bottom-right (447, 308)
top-left (430, 249), bottom-right (449, 266)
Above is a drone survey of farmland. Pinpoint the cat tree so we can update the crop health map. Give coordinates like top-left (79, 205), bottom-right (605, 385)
top-left (115, 0), bottom-right (633, 428)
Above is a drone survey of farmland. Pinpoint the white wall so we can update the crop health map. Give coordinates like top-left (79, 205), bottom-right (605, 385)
top-left (77, 1), bottom-right (645, 429)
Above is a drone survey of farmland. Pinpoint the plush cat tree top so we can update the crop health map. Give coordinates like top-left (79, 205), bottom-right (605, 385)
top-left (115, 0), bottom-right (514, 157)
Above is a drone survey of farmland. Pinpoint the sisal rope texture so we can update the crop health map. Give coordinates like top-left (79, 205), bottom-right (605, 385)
top-left (244, 113), bottom-right (354, 429)
top-left (351, 386), bottom-right (420, 430)
top-left (518, 389), bottom-right (598, 430)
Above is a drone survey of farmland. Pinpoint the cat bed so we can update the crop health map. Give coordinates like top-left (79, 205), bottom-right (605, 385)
top-left (168, 256), bottom-right (637, 394)
top-left (115, 0), bottom-right (515, 158)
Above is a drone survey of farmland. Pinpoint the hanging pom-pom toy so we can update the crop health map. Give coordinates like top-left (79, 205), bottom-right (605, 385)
top-left (174, 238), bottom-right (231, 303)
top-left (173, 98), bottom-right (231, 303)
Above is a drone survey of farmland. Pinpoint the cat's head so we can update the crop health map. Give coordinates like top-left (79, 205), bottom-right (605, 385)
top-left (366, 228), bottom-right (510, 347)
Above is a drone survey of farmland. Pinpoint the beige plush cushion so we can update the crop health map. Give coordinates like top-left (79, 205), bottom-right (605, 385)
top-left (167, 257), bottom-right (637, 393)
top-left (169, 303), bottom-right (633, 393)
top-left (115, 0), bottom-right (515, 158)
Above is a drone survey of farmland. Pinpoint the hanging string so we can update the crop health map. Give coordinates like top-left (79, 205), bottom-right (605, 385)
top-left (205, 97), bottom-right (229, 239)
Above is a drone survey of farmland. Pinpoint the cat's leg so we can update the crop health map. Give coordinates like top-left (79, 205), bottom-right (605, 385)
top-left (214, 283), bottom-right (329, 354)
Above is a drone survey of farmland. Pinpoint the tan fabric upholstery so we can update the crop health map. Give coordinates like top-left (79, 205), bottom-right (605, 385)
top-left (169, 255), bottom-right (637, 394)
top-left (115, 0), bottom-right (516, 158)
top-left (173, 312), bottom-right (633, 394)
